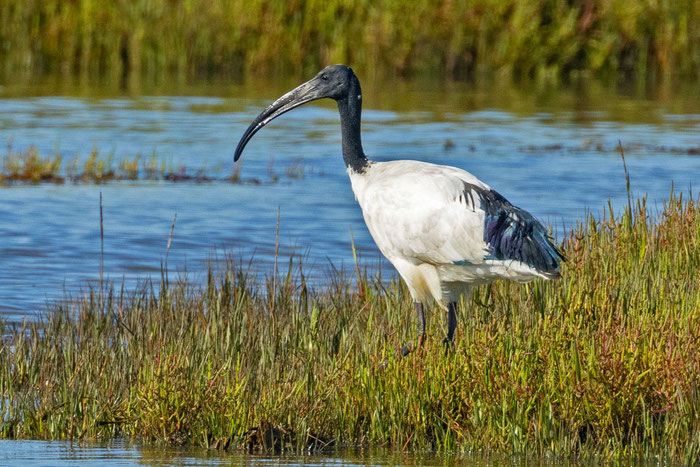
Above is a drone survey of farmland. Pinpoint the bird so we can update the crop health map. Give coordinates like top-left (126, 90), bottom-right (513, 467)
top-left (234, 64), bottom-right (565, 351)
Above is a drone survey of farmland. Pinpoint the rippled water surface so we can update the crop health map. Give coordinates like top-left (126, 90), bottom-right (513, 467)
top-left (0, 438), bottom-right (684, 465)
top-left (0, 439), bottom-right (493, 466)
top-left (1, 79), bottom-right (699, 322)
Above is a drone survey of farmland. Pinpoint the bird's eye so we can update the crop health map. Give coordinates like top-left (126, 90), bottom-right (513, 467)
top-left (321, 73), bottom-right (328, 81)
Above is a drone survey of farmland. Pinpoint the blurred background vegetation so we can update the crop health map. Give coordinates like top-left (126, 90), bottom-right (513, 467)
top-left (0, 0), bottom-right (697, 86)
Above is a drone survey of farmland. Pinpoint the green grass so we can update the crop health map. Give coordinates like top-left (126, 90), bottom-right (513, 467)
top-left (0, 146), bottom-right (308, 185)
top-left (0, 145), bottom-right (171, 184)
top-left (0, 190), bottom-right (698, 462)
top-left (0, 0), bottom-right (698, 84)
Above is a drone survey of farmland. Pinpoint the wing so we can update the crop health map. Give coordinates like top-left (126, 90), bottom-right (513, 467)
top-left (352, 161), bottom-right (564, 276)
top-left (462, 182), bottom-right (565, 276)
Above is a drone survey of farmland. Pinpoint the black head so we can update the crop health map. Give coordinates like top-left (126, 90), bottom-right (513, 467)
top-left (234, 65), bottom-right (359, 162)
top-left (310, 64), bottom-right (358, 101)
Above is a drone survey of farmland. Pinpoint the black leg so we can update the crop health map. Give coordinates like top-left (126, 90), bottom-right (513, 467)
top-left (443, 301), bottom-right (457, 352)
top-left (398, 301), bottom-right (426, 358)
top-left (415, 301), bottom-right (426, 344)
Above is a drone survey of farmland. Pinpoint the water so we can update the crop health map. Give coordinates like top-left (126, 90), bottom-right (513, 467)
top-left (0, 439), bottom-right (682, 465)
top-left (1, 80), bottom-right (699, 323)
top-left (0, 439), bottom-right (571, 466)
top-left (0, 439), bottom-right (474, 466)
top-left (1, 77), bottom-right (697, 465)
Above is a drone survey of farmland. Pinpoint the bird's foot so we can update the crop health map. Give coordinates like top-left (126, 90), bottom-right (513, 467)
top-left (378, 339), bottom-right (423, 369)
top-left (399, 342), bottom-right (413, 358)
top-left (401, 333), bottom-right (427, 357)
top-left (378, 332), bottom-right (430, 369)
top-left (442, 337), bottom-right (455, 356)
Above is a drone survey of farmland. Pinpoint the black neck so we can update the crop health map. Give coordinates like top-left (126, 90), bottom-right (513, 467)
top-left (337, 77), bottom-right (369, 172)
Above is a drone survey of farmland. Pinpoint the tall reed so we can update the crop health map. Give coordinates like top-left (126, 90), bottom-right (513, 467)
top-left (1, 0), bottom-right (697, 83)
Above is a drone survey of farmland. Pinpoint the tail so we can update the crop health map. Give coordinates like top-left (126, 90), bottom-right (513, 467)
top-left (464, 183), bottom-right (565, 276)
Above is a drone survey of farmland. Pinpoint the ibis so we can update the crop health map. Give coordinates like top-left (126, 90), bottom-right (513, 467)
top-left (234, 65), bottom-right (565, 350)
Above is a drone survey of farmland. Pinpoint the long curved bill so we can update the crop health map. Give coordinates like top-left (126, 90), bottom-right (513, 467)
top-left (234, 78), bottom-right (322, 162)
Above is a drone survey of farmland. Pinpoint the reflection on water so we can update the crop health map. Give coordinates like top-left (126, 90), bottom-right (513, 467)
top-left (0, 438), bottom-right (590, 466)
top-left (0, 79), bottom-right (699, 322)
top-left (0, 438), bottom-right (681, 465)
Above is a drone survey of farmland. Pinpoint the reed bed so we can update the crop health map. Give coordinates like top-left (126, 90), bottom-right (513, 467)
top-left (0, 146), bottom-right (308, 185)
top-left (0, 191), bottom-right (698, 462)
top-left (1, 0), bottom-right (697, 83)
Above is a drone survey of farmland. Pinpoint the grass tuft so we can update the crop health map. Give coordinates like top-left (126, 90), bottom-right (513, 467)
top-left (0, 191), bottom-right (698, 461)
top-left (1, 146), bottom-right (310, 185)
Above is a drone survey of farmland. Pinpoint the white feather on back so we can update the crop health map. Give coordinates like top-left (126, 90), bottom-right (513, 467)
top-left (348, 160), bottom-right (550, 304)
top-left (349, 160), bottom-right (490, 265)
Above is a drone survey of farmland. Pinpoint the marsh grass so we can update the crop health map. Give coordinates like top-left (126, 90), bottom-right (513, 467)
top-left (0, 146), bottom-right (310, 185)
top-left (0, 191), bottom-right (698, 462)
top-left (0, 145), bottom-right (62, 183)
top-left (0, 0), bottom-right (697, 84)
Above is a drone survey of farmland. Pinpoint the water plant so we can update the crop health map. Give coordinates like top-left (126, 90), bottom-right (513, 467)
top-left (0, 0), bottom-right (697, 84)
top-left (0, 145), bottom-right (63, 183)
top-left (0, 146), bottom-right (307, 185)
top-left (0, 189), bottom-right (698, 462)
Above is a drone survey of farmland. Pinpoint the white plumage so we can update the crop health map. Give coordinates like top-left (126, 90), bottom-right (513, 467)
top-left (348, 160), bottom-right (559, 307)
top-left (234, 65), bottom-right (564, 349)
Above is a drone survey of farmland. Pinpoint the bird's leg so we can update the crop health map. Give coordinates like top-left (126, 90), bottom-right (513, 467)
top-left (443, 301), bottom-right (458, 352)
top-left (415, 301), bottom-right (426, 349)
top-left (399, 301), bottom-right (426, 357)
